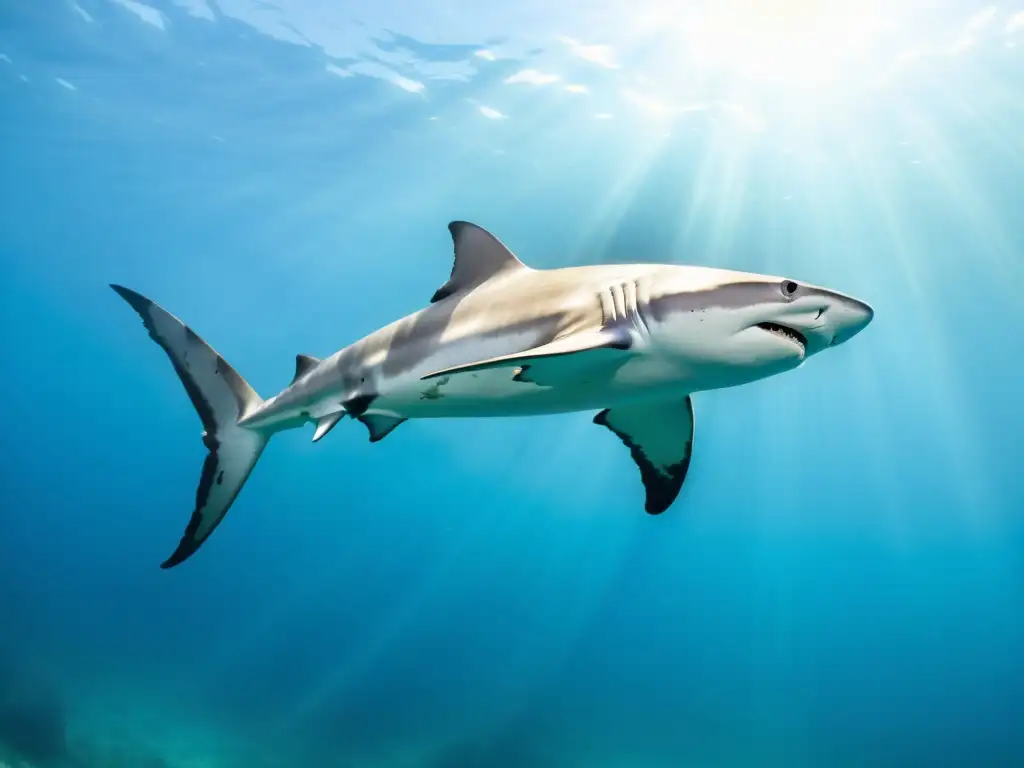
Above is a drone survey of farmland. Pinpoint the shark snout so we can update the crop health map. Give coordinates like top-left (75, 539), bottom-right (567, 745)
top-left (827, 295), bottom-right (874, 347)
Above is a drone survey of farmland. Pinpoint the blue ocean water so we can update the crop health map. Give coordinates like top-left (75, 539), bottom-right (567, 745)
top-left (1, 1), bottom-right (1023, 766)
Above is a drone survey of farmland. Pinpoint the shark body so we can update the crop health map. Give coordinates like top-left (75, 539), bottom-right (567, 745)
top-left (113, 221), bottom-right (874, 568)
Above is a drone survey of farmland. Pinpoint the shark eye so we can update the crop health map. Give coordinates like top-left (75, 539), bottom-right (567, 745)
top-left (781, 280), bottom-right (799, 299)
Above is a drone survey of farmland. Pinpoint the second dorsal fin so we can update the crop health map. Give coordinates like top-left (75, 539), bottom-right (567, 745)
top-left (292, 354), bottom-right (321, 383)
top-left (430, 221), bottom-right (528, 303)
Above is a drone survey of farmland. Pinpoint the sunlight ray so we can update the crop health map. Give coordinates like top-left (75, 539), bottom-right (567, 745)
top-left (898, 100), bottom-right (1023, 284)
top-left (916, 69), bottom-right (1024, 173)
top-left (2, 3), bottom-right (1021, 766)
top-left (566, 129), bottom-right (674, 264)
top-left (677, 127), bottom-right (757, 266)
top-left (269, 520), bottom-right (486, 732)
top-left (782, 134), bottom-right (933, 539)
top-left (846, 135), bottom-right (1000, 527)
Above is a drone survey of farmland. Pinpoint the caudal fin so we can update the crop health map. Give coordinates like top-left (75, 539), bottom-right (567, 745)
top-left (111, 284), bottom-right (268, 569)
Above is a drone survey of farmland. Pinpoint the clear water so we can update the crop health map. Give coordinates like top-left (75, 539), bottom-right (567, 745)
top-left (1, 2), bottom-right (1022, 766)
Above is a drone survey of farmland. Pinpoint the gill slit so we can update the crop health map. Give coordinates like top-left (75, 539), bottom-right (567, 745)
top-left (600, 279), bottom-right (652, 341)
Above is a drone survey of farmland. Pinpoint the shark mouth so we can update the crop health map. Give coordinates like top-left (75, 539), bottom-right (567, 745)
top-left (756, 322), bottom-right (808, 351)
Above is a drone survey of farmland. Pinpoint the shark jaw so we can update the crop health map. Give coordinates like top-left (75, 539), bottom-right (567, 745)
top-left (756, 321), bottom-right (808, 354)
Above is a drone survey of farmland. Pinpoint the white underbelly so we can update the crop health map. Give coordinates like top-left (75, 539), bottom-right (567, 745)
top-left (370, 354), bottom-right (691, 419)
top-left (369, 369), bottom-right (579, 418)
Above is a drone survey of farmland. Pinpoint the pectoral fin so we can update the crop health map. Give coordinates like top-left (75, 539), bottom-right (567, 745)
top-left (420, 327), bottom-right (631, 382)
top-left (594, 396), bottom-right (695, 515)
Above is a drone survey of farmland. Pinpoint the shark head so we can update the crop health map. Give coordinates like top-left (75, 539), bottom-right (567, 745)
top-left (645, 266), bottom-right (874, 390)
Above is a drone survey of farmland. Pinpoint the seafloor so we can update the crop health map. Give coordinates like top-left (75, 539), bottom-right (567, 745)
top-left (0, 668), bottom-right (833, 768)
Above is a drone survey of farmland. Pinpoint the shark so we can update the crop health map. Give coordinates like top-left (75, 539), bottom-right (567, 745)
top-left (112, 220), bottom-right (874, 569)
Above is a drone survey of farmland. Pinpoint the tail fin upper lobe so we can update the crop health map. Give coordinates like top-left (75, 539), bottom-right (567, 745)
top-left (111, 285), bottom-right (268, 569)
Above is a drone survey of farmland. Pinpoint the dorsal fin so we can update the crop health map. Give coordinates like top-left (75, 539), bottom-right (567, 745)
top-left (430, 221), bottom-right (528, 303)
top-left (292, 354), bottom-right (320, 383)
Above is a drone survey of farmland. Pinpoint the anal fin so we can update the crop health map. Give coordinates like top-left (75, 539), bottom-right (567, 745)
top-left (312, 412), bottom-right (344, 442)
top-left (357, 413), bottom-right (406, 443)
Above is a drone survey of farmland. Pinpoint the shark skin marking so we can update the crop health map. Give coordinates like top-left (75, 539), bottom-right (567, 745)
top-left (112, 221), bottom-right (874, 568)
top-left (420, 375), bottom-right (450, 400)
top-left (342, 393), bottom-right (376, 417)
